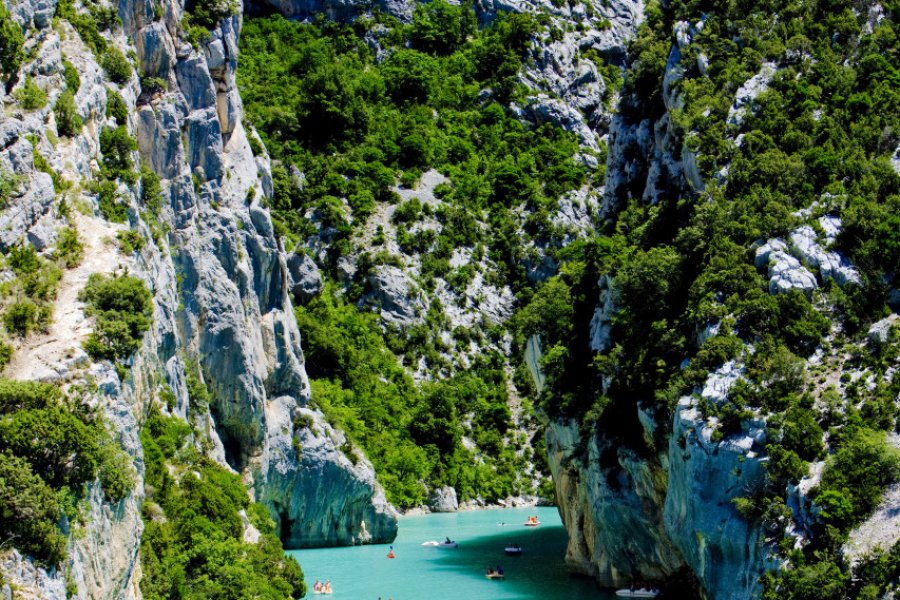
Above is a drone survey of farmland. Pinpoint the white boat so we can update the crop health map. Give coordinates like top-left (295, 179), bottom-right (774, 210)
top-left (615, 588), bottom-right (660, 598)
top-left (523, 520), bottom-right (540, 527)
top-left (421, 539), bottom-right (458, 548)
top-left (504, 545), bottom-right (522, 555)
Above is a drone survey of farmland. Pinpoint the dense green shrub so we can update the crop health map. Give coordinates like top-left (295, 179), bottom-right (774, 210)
top-left (62, 58), bottom-right (81, 93)
top-left (410, 0), bottom-right (476, 55)
top-left (0, 169), bottom-right (20, 208)
top-left (93, 179), bottom-right (128, 222)
top-left (0, 406), bottom-right (102, 489)
top-left (106, 88), bottom-right (128, 124)
top-left (0, 452), bottom-right (66, 564)
top-left (183, 0), bottom-right (238, 33)
top-left (0, 4), bottom-right (23, 82)
top-left (79, 273), bottom-right (153, 362)
top-left (0, 380), bottom-right (135, 564)
top-left (2, 243), bottom-right (61, 337)
top-left (100, 47), bottom-right (132, 84)
top-left (815, 428), bottom-right (900, 531)
top-left (54, 91), bottom-right (82, 137)
top-left (14, 76), bottom-right (48, 110)
top-left (100, 125), bottom-right (138, 183)
top-left (54, 226), bottom-right (84, 268)
top-left (89, 4), bottom-right (120, 30)
top-left (56, 0), bottom-right (107, 54)
top-left (139, 406), bottom-right (305, 599)
top-left (116, 229), bottom-right (144, 254)
top-left (4, 299), bottom-right (37, 336)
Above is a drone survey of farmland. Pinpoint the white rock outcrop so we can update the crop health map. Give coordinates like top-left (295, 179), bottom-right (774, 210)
top-left (755, 239), bottom-right (818, 295)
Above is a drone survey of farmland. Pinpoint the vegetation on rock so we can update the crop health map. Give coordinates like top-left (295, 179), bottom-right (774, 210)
top-left (0, 380), bottom-right (135, 565)
top-left (139, 405), bottom-right (306, 599)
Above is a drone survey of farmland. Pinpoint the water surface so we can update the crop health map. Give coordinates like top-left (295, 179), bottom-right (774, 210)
top-left (290, 506), bottom-right (613, 600)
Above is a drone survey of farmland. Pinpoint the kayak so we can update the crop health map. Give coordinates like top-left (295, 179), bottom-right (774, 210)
top-left (504, 546), bottom-right (523, 555)
top-left (486, 573), bottom-right (506, 580)
top-left (387, 551), bottom-right (396, 559)
top-left (421, 540), bottom-right (458, 548)
top-left (615, 589), bottom-right (660, 598)
top-left (523, 520), bottom-right (540, 527)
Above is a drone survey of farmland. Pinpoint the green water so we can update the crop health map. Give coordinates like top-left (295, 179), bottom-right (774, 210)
top-left (289, 506), bottom-right (613, 600)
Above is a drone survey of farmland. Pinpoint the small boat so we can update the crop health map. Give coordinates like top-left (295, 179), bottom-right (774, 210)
top-left (486, 572), bottom-right (505, 580)
top-left (504, 545), bottom-right (522, 556)
top-left (421, 540), bottom-right (458, 548)
top-left (523, 520), bottom-right (540, 527)
top-left (312, 582), bottom-right (333, 595)
top-left (615, 588), bottom-right (660, 598)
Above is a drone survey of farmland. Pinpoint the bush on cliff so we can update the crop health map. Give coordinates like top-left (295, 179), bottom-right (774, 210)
top-left (0, 380), bottom-right (136, 565)
top-left (0, 4), bottom-right (23, 83)
top-left (139, 406), bottom-right (305, 600)
top-left (79, 273), bottom-right (153, 362)
top-left (54, 90), bottom-right (82, 137)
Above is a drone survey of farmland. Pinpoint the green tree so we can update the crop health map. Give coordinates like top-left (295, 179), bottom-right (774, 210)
top-left (100, 125), bottom-right (138, 183)
top-left (14, 76), bottom-right (48, 110)
top-left (0, 4), bottom-right (23, 83)
top-left (410, 0), bottom-right (476, 55)
top-left (0, 452), bottom-right (66, 565)
top-left (54, 91), bottom-right (83, 137)
top-left (100, 47), bottom-right (132, 84)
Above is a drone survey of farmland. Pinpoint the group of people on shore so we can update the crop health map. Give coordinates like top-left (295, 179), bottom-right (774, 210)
top-left (312, 580), bottom-right (333, 594)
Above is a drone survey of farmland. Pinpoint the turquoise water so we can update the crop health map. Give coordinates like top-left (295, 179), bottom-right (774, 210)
top-left (289, 506), bottom-right (613, 600)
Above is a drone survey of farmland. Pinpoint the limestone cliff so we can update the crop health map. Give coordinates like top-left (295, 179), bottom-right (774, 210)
top-left (0, 0), bottom-right (396, 594)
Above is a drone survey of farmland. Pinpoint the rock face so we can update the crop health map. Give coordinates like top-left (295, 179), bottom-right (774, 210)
top-left (539, 7), bottom-right (804, 598)
top-left (360, 265), bottom-right (427, 326)
top-left (0, 0), bottom-right (398, 593)
top-left (122, 0), bottom-right (399, 552)
top-left (545, 363), bottom-right (777, 600)
top-left (286, 251), bottom-right (324, 303)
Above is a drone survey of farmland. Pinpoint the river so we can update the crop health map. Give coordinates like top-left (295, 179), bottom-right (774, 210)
top-left (288, 506), bottom-right (614, 600)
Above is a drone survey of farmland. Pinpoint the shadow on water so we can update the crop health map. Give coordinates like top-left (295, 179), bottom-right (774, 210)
top-left (421, 523), bottom-right (608, 599)
top-left (292, 507), bottom-right (615, 600)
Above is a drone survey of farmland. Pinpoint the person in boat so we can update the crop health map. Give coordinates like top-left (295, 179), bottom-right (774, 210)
top-left (445, 536), bottom-right (452, 544)
top-left (323, 581), bottom-right (332, 594)
top-left (496, 564), bottom-right (503, 575)
top-left (486, 566), bottom-right (494, 575)
top-left (313, 580), bottom-right (322, 592)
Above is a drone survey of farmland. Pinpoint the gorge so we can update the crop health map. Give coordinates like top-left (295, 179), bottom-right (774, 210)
top-left (0, 0), bottom-right (898, 598)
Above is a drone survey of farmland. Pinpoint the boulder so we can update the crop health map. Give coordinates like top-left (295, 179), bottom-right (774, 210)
top-left (286, 252), bottom-right (324, 303)
top-left (360, 265), bottom-right (426, 326)
top-left (789, 225), bottom-right (860, 287)
top-left (767, 252), bottom-right (818, 295)
top-left (728, 63), bottom-right (777, 127)
top-left (755, 240), bottom-right (817, 295)
top-left (868, 317), bottom-right (896, 346)
top-left (428, 486), bottom-right (459, 513)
